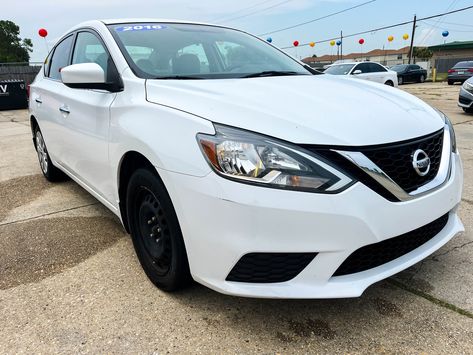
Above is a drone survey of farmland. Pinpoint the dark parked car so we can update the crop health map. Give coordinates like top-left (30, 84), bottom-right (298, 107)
top-left (390, 64), bottom-right (427, 85)
top-left (448, 61), bottom-right (473, 85)
top-left (459, 77), bottom-right (473, 113)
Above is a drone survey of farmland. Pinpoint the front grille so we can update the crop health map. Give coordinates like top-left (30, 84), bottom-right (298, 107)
top-left (333, 213), bottom-right (449, 277)
top-left (459, 95), bottom-right (472, 105)
top-left (226, 253), bottom-right (317, 283)
top-left (360, 130), bottom-right (444, 193)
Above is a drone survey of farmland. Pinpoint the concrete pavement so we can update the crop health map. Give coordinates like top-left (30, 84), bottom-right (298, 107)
top-left (0, 82), bottom-right (472, 353)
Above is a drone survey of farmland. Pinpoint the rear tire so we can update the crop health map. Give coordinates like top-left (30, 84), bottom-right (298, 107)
top-left (34, 126), bottom-right (67, 182)
top-left (448, 80), bottom-right (454, 85)
top-left (126, 168), bottom-right (191, 291)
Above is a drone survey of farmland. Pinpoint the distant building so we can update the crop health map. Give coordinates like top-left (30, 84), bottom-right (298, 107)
top-left (302, 46), bottom-right (411, 69)
top-left (428, 41), bottom-right (473, 73)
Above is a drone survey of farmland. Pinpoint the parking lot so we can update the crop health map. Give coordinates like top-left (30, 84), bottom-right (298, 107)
top-left (1, 82), bottom-right (472, 353)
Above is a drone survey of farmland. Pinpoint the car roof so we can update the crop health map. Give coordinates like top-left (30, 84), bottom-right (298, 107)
top-left (73, 18), bottom-right (221, 28)
top-left (330, 61), bottom-right (383, 66)
top-left (65, 19), bottom-right (235, 37)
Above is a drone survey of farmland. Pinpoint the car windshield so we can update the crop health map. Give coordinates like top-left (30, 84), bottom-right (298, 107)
top-left (109, 23), bottom-right (311, 79)
top-left (324, 64), bottom-right (355, 75)
top-left (391, 64), bottom-right (408, 72)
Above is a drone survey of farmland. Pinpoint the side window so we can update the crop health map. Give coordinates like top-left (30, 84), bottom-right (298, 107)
top-left (370, 63), bottom-right (387, 72)
top-left (174, 43), bottom-right (210, 74)
top-left (354, 63), bottom-right (370, 73)
top-left (412, 65), bottom-right (421, 70)
top-left (48, 35), bottom-right (74, 80)
top-left (72, 32), bottom-right (109, 76)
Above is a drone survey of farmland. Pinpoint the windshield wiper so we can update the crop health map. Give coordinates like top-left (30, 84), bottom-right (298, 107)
top-left (242, 71), bottom-right (307, 78)
top-left (154, 75), bottom-right (205, 80)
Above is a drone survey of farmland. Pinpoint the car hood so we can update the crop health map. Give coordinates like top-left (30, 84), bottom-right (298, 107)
top-left (146, 75), bottom-right (444, 146)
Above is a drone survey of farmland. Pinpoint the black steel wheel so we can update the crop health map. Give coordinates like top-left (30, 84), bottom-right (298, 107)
top-left (126, 168), bottom-right (191, 291)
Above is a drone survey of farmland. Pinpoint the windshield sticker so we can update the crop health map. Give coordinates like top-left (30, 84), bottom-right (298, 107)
top-left (115, 24), bottom-right (167, 32)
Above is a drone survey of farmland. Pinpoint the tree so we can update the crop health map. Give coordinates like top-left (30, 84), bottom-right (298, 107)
top-left (413, 47), bottom-right (433, 60)
top-left (0, 20), bottom-right (33, 63)
top-left (312, 54), bottom-right (317, 58)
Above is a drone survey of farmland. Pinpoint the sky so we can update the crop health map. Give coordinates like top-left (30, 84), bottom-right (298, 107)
top-left (3, 0), bottom-right (473, 62)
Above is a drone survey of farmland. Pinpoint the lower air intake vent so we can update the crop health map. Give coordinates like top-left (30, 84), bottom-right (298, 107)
top-left (333, 213), bottom-right (449, 277)
top-left (226, 253), bottom-right (317, 283)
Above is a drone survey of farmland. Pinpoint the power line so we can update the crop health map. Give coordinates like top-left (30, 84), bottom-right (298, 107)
top-left (258, 0), bottom-right (376, 36)
top-left (216, 0), bottom-right (293, 24)
top-left (420, 20), bottom-right (473, 33)
top-left (279, 4), bottom-right (473, 49)
top-left (440, 20), bottom-right (473, 28)
top-left (418, 0), bottom-right (459, 45)
top-left (210, 0), bottom-right (279, 23)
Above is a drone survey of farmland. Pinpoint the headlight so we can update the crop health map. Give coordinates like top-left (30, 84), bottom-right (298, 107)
top-left (197, 124), bottom-right (354, 193)
top-left (436, 109), bottom-right (456, 153)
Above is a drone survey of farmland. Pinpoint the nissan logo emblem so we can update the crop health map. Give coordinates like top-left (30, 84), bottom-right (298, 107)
top-left (412, 149), bottom-right (431, 176)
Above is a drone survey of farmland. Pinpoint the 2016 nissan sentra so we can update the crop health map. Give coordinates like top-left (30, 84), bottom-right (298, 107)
top-left (29, 19), bottom-right (463, 298)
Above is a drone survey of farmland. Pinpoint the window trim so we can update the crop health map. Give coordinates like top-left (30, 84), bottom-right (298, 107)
top-left (45, 34), bottom-right (75, 82)
top-left (44, 27), bottom-right (121, 87)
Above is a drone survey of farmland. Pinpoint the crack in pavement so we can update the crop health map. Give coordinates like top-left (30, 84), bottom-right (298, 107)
top-left (431, 240), bottom-right (473, 261)
top-left (388, 278), bottom-right (473, 320)
top-left (0, 202), bottom-right (101, 227)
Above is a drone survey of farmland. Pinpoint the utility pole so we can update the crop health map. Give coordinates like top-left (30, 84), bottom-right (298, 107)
top-left (340, 30), bottom-right (343, 59)
top-left (408, 14), bottom-right (417, 64)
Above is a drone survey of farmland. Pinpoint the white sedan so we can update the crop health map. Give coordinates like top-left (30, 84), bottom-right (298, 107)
top-left (325, 61), bottom-right (399, 87)
top-left (29, 19), bottom-right (461, 298)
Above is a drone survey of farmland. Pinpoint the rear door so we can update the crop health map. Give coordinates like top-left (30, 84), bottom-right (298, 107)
top-left (34, 34), bottom-right (75, 165)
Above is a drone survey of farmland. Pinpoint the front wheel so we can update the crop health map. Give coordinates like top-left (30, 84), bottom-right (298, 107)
top-left (384, 80), bottom-right (394, 87)
top-left (398, 76), bottom-right (403, 85)
top-left (419, 75), bottom-right (425, 83)
top-left (126, 168), bottom-right (191, 291)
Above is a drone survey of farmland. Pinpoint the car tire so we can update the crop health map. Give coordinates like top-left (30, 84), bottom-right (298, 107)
top-left (419, 75), bottom-right (425, 83)
top-left (448, 80), bottom-right (454, 85)
top-left (398, 76), bottom-right (403, 85)
top-left (384, 80), bottom-right (394, 86)
top-left (34, 126), bottom-right (67, 182)
top-left (463, 107), bottom-right (473, 114)
top-left (126, 168), bottom-right (191, 292)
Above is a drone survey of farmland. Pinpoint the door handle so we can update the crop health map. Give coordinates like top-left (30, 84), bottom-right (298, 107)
top-left (59, 105), bottom-right (70, 114)
top-left (35, 98), bottom-right (42, 104)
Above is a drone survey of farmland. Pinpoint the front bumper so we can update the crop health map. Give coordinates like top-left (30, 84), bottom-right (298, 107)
top-left (158, 153), bottom-right (463, 298)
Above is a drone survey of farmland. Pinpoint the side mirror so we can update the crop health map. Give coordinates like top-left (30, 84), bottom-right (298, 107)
top-left (61, 63), bottom-right (121, 92)
top-left (352, 69), bottom-right (362, 75)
